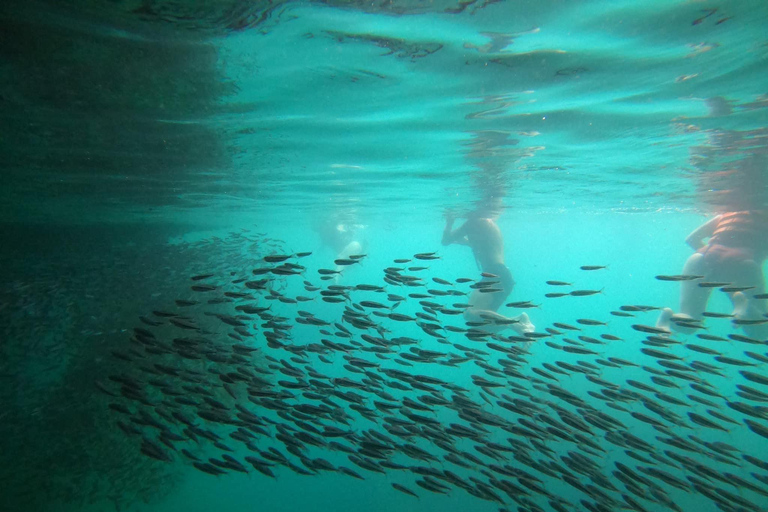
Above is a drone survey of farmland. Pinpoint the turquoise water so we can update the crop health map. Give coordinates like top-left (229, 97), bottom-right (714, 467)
top-left (2, 1), bottom-right (768, 511)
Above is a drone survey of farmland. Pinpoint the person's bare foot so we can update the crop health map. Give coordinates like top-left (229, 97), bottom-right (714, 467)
top-left (512, 312), bottom-right (535, 335)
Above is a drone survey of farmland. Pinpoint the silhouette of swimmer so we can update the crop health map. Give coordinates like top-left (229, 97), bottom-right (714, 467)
top-left (657, 210), bottom-right (768, 338)
top-left (317, 220), bottom-right (364, 282)
top-left (442, 206), bottom-right (534, 336)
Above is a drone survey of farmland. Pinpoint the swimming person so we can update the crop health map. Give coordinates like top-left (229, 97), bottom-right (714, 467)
top-left (316, 217), bottom-right (365, 282)
top-left (657, 210), bottom-right (768, 338)
top-left (442, 207), bottom-right (534, 335)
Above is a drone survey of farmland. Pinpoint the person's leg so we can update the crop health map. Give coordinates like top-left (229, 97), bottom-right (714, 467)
top-left (463, 288), bottom-right (500, 326)
top-left (726, 262), bottom-right (768, 338)
top-left (657, 252), bottom-right (712, 332)
top-left (463, 267), bottom-right (534, 334)
top-left (487, 265), bottom-right (515, 311)
top-left (337, 241), bottom-right (362, 262)
top-left (678, 252), bottom-right (713, 320)
top-left (333, 241), bottom-right (362, 283)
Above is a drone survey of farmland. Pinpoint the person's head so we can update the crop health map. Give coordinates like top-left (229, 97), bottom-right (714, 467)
top-left (471, 196), bottom-right (504, 220)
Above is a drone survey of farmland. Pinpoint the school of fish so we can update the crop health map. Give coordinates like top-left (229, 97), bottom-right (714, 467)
top-left (99, 242), bottom-right (768, 512)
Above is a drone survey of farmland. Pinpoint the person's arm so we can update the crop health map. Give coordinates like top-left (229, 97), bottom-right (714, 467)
top-left (685, 215), bottom-right (721, 250)
top-left (442, 217), bottom-right (470, 246)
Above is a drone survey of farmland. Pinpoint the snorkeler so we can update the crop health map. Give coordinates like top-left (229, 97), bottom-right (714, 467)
top-left (657, 210), bottom-right (768, 338)
top-left (442, 204), bottom-right (535, 336)
top-left (316, 218), bottom-right (365, 282)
